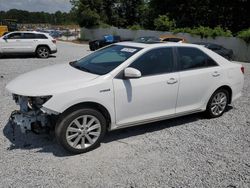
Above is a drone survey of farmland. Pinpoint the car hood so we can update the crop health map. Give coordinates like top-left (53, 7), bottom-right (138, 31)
top-left (6, 63), bottom-right (99, 96)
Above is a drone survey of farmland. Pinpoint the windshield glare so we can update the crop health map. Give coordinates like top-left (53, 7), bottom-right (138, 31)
top-left (70, 45), bottom-right (142, 75)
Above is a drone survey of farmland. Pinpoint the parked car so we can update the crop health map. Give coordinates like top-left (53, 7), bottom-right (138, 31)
top-left (0, 31), bottom-right (57, 58)
top-left (89, 35), bottom-right (121, 51)
top-left (36, 29), bottom-right (63, 39)
top-left (6, 42), bottom-right (244, 154)
top-left (160, 35), bottom-right (187, 43)
top-left (134, 36), bottom-right (161, 43)
top-left (49, 30), bottom-right (62, 38)
top-left (194, 42), bottom-right (233, 60)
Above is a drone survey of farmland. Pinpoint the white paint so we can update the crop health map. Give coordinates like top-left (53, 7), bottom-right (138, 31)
top-left (6, 42), bottom-right (244, 130)
top-left (0, 31), bottom-right (57, 54)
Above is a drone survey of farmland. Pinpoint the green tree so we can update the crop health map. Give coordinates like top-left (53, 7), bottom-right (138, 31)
top-left (149, 0), bottom-right (250, 33)
top-left (70, 0), bottom-right (144, 28)
top-left (154, 15), bottom-right (175, 31)
top-left (70, 0), bottom-right (103, 27)
top-left (0, 9), bottom-right (75, 25)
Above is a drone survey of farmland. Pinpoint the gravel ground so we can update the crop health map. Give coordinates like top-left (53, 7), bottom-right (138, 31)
top-left (0, 41), bottom-right (249, 188)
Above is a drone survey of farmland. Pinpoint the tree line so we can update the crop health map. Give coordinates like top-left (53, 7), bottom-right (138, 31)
top-left (0, 0), bottom-right (249, 34)
top-left (70, 0), bottom-right (250, 34)
top-left (0, 9), bottom-right (76, 25)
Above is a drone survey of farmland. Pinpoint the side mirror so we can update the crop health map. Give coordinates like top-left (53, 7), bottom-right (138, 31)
top-left (124, 67), bottom-right (141, 79)
top-left (3, 36), bottom-right (8, 40)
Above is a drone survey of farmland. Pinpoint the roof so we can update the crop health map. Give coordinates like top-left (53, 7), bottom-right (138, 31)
top-left (7, 31), bottom-right (50, 35)
top-left (5, 31), bottom-right (52, 38)
top-left (115, 41), bottom-right (203, 49)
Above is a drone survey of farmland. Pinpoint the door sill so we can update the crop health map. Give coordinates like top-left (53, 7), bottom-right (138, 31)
top-left (112, 109), bottom-right (203, 130)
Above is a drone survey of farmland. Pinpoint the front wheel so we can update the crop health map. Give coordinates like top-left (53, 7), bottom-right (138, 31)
top-left (55, 108), bottom-right (107, 154)
top-left (206, 89), bottom-right (229, 118)
top-left (36, 46), bottom-right (50, 58)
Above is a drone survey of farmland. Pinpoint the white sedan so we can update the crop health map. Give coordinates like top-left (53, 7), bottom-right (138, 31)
top-left (6, 42), bottom-right (244, 154)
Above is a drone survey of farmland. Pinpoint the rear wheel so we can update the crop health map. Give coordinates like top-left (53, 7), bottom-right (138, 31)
top-left (206, 89), bottom-right (229, 118)
top-left (55, 108), bottom-right (107, 154)
top-left (36, 46), bottom-right (50, 58)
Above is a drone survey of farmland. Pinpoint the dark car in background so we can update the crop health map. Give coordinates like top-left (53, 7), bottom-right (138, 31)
top-left (89, 35), bottom-right (121, 51)
top-left (194, 42), bottom-right (233, 60)
top-left (36, 29), bottom-right (62, 38)
top-left (134, 36), bottom-right (161, 43)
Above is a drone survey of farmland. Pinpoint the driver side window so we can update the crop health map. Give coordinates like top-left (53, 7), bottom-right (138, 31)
top-left (129, 47), bottom-right (174, 76)
top-left (7, 33), bottom-right (22, 39)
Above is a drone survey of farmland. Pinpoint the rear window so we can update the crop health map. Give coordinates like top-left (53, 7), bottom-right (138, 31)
top-left (23, 33), bottom-right (36, 39)
top-left (177, 47), bottom-right (218, 71)
top-left (36, 34), bottom-right (48, 39)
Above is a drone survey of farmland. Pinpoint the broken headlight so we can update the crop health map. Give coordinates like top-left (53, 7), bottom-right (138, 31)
top-left (13, 94), bottom-right (52, 110)
top-left (27, 96), bottom-right (52, 109)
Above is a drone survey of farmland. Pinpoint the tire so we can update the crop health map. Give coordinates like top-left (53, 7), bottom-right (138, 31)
top-left (36, 46), bottom-right (50, 58)
top-left (89, 45), bottom-right (95, 51)
top-left (55, 108), bottom-right (107, 154)
top-left (206, 89), bottom-right (229, 118)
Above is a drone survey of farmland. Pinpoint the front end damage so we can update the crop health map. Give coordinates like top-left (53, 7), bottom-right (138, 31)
top-left (10, 94), bottom-right (56, 134)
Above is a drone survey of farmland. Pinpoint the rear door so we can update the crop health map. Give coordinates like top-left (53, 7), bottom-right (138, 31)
top-left (175, 47), bottom-right (221, 113)
top-left (21, 33), bottom-right (38, 53)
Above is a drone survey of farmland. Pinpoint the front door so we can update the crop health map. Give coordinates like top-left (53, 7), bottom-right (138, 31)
top-left (1, 32), bottom-right (23, 53)
top-left (113, 47), bottom-right (179, 126)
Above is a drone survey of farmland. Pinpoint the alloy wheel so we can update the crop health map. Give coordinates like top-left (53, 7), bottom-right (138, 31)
top-left (38, 48), bottom-right (49, 58)
top-left (210, 92), bottom-right (227, 116)
top-left (66, 115), bottom-right (101, 149)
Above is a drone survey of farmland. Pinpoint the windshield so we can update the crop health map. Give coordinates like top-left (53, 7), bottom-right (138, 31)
top-left (70, 45), bottom-right (142, 75)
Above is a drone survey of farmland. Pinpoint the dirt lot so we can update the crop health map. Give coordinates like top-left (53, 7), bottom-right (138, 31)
top-left (0, 42), bottom-right (249, 188)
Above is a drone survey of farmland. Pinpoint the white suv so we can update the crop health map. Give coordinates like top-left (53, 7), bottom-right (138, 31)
top-left (6, 42), bottom-right (244, 154)
top-left (0, 31), bottom-right (57, 58)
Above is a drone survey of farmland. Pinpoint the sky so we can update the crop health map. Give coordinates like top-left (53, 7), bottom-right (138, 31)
top-left (0, 0), bottom-right (72, 13)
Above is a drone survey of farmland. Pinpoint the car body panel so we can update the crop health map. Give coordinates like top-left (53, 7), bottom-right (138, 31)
top-left (6, 63), bottom-right (99, 96)
top-left (113, 72), bottom-right (179, 125)
top-left (42, 77), bottom-right (116, 126)
top-left (176, 66), bottom-right (223, 113)
top-left (6, 42), bottom-right (244, 131)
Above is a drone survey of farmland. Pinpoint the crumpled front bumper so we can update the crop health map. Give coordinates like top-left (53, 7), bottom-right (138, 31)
top-left (10, 110), bottom-right (49, 133)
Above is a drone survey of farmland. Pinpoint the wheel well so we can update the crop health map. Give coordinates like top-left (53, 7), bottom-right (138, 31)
top-left (215, 85), bottom-right (232, 104)
top-left (62, 102), bottom-right (111, 128)
top-left (36, 45), bottom-right (51, 53)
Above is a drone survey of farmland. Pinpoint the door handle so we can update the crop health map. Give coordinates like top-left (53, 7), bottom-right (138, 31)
top-left (167, 78), bottom-right (178, 84)
top-left (212, 71), bottom-right (220, 77)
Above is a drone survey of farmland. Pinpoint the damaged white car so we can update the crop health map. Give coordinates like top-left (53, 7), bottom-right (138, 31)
top-left (6, 42), bottom-right (244, 154)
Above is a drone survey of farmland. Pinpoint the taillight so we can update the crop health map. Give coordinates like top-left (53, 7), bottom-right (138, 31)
top-left (52, 39), bottom-right (56, 44)
top-left (241, 66), bottom-right (245, 74)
